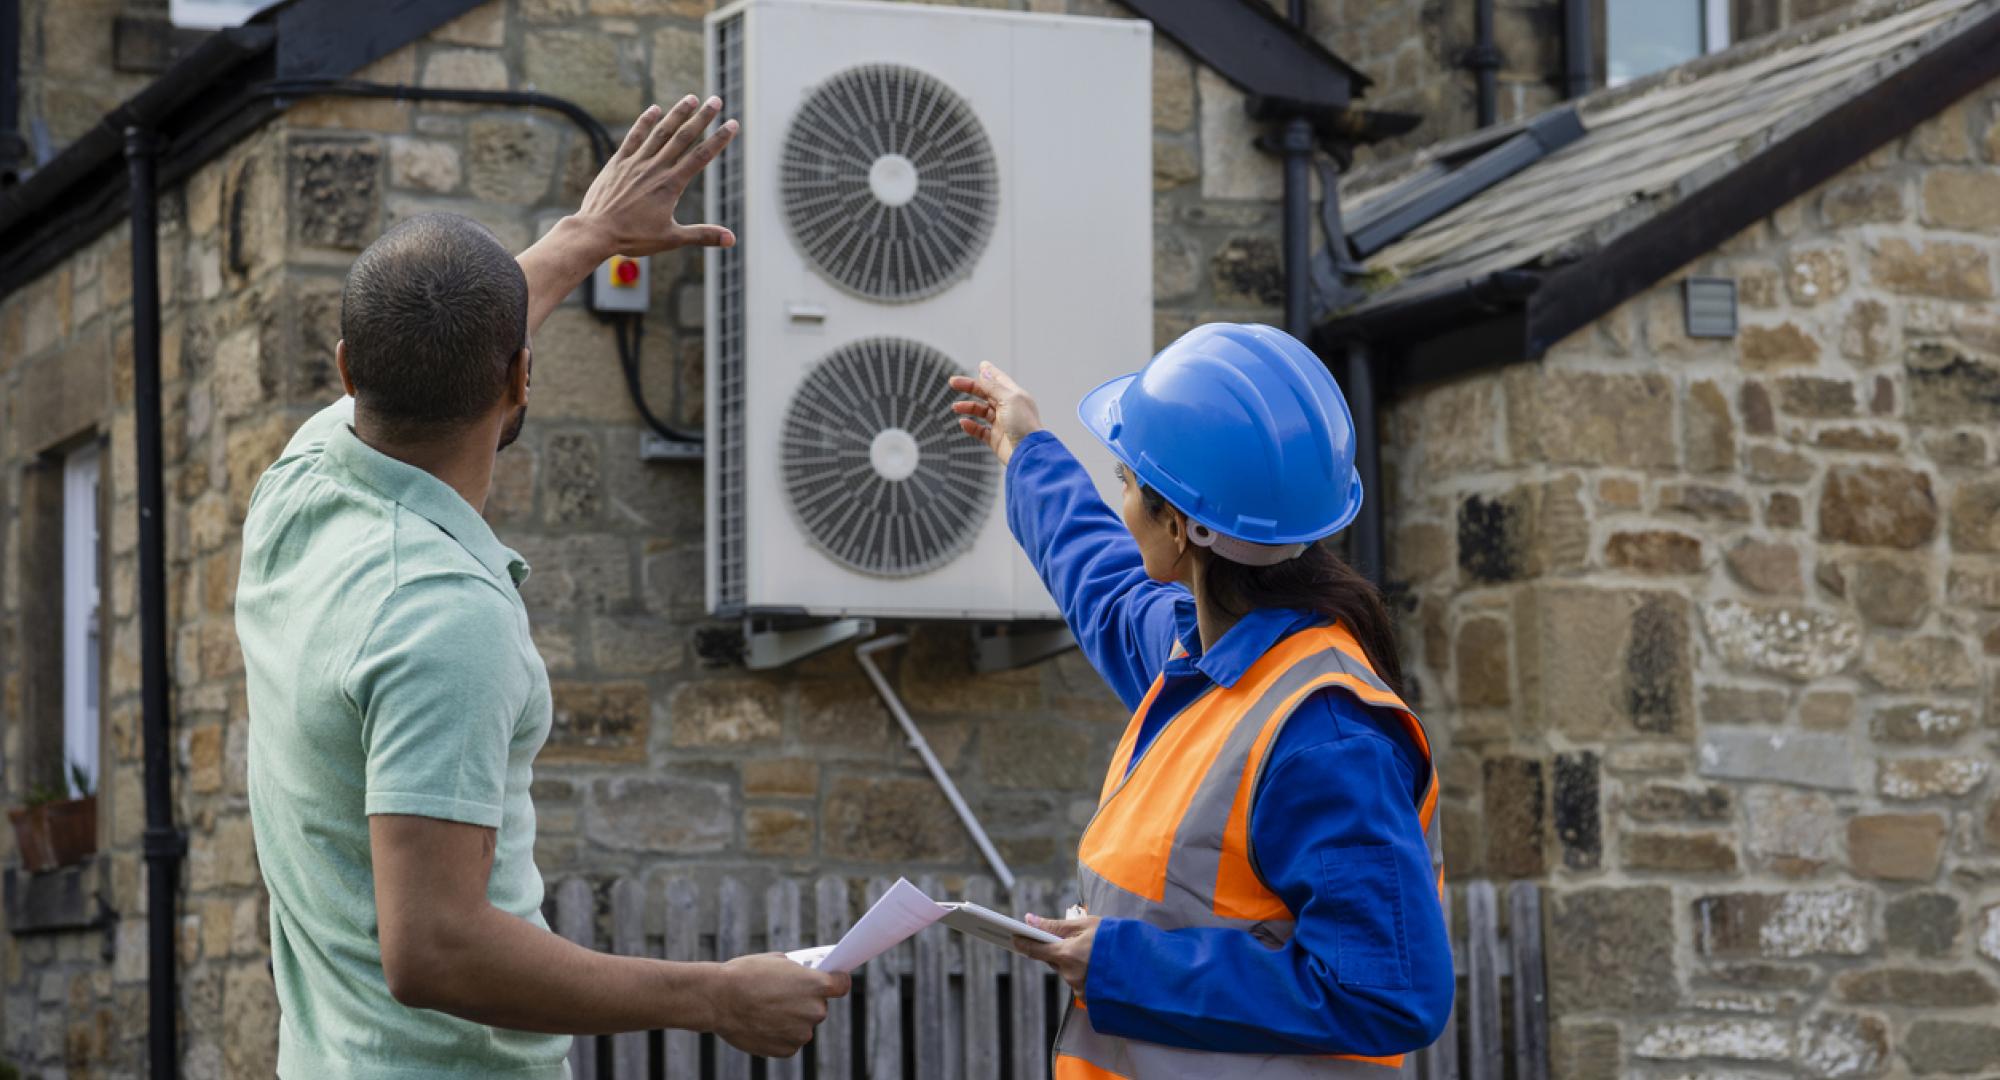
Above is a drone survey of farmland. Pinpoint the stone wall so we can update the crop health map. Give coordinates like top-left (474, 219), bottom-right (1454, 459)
top-left (0, 122), bottom-right (297, 1076)
top-left (0, 0), bottom-right (1329, 1074)
top-left (1382, 84), bottom-right (2000, 1075)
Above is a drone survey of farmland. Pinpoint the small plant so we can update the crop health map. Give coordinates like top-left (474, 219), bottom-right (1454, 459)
top-left (68, 762), bottom-right (93, 799)
top-left (22, 784), bottom-right (64, 809)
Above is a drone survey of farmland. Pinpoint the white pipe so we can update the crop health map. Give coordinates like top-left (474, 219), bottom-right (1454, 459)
top-left (855, 634), bottom-right (1016, 891)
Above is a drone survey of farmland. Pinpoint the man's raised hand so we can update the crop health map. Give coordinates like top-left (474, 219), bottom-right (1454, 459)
top-left (576, 95), bottom-right (739, 257)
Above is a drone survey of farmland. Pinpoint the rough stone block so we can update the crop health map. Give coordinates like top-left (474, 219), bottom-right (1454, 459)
top-left (1553, 752), bottom-right (1600, 870)
top-left (1518, 586), bottom-right (1691, 738)
top-left (422, 48), bottom-right (509, 91)
top-left (1798, 1012), bottom-right (1888, 1080)
top-left (1739, 322), bottom-right (1820, 369)
top-left (1887, 891), bottom-right (1959, 956)
top-left (1454, 616), bottom-right (1510, 707)
top-left (1836, 967), bottom-right (1993, 1007)
top-left (1846, 554), bottom-right (1930, 627)
top-left (1456, 476), bottom-right (1586, 584)
top-left (1633, 1019), bottom-right (1789, 1062)
top-left (668, 678), bottom-right (781, 748)
top-left (1698, 729), bottom-right (1856, 791)
top-left (1743, 787), bottom-right (1839, 869)
top-left (741, 758), bottom-right (818, 798)
top-left (1623, 783), bottom-right (1732, 823)
top-left (1482, 755), bottom-right (1545, 877)
top-left (745, 806), bottom-right (813, 856)
top-left (1904, 1021), bottom-right (2000, 1075)
top-left (1848, 812), bottom-right (1945, 881)
top-left (1685, 380), bottom-right (1735, 473)
top-left (288, 137), bottom-right (381, 251)
top-left (1546, 886), bottom-right (1678, 1014)
top-left (1152, 39), bottom-right (1195, 132)
top-left (1862, 636), bottom-right (1977, 692)
top-left (545, 680), bottom-right (650, 762)
top-left (1694, 888), bottom-right (1872, 958)
top-left (1821, 175), bottom-right (1905, 226)
top-left (1877, 756), bottom-right (1988, 800)
top-left (386, 136), bottom-right (462, 194)
top-left (1921, 168), bottom-right (2000, 232)
top-left (1871, 703), bottom-right (1971, 745)
top-left (1784, 247), bottom-right (1850, 306)
top-left (1604, 530), bottom-right (1703, 575)
top-left (524, 30), bottom-right (643, 120)
top-left (1506, 370), bottom-right (1675, 467)
top-left (1701, 685), bottom-right (1785, 725)
top-left (467, 118), bottom-right (561, 205)
top-left (824, 776), bottom-right (969, 862)
top-left (1950, 477), bottom-right (2000, 552)
top-left (1725, 539), bottom-right (1802, 595)
top-left (979, 721), bottom-right (1094, 790)
top-left (586, 776), bottom-right (731, 852)
top-left (1622, 830), bottom-right (1737, 874)
top-left (1870, 237), bottom-right (1993, 300)
top-left (1659, 483), bottom-right (1752, 523)
top-left (1701, 600), bottom-right (1859, 681)
top-left (1818, 464), bottom-right (1938, 549)
top-left (1208, 235), bottom-right (1282, 308)
top-left (1907, 342), bottom-right (2000, 425)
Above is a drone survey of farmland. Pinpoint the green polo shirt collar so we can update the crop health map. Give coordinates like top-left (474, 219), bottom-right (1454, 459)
top-left (323, 421), bottom-right (530, 587)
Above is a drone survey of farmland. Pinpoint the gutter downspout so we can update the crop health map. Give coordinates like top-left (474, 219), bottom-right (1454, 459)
top-left (1564, 0), bottom-right (1594, 99)
top-left (0, 0), bottom-right (23, 182)
top-left (126, 124), bottom-right (184, 1080)
top-left (1470, 0), bottom-right (1501, 127)
top-left (1343, 342), bottom-right (1383, 583)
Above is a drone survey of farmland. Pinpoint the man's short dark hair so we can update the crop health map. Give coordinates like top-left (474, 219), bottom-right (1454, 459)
top-left (341, 213), bottom-right (529, 429)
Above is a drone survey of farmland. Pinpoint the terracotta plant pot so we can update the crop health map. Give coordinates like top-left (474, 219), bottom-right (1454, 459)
top-left (8, 805), bottom-right (57, 873)
top-left (43, 795), bottom-right (97, 868)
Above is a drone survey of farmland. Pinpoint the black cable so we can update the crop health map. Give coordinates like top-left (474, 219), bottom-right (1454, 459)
top-left (254, 79), bottom-right (702, 447)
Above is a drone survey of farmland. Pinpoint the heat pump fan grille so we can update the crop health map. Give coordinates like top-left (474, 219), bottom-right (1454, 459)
top-left (780, 64), bottom-right (999, 302)
top-left (781, 338), bottom-right (995, 577)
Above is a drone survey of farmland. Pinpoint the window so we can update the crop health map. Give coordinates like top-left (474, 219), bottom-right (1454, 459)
top-left (1605, 0), bottom-right (1733, 86)
top-left (61, 445), bottom-right (102, 798)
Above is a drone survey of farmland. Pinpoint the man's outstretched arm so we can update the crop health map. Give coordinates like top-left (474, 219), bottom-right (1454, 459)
top-left (372, 813), bottom-right (845, 1055)
top-left (518, 95), bottom-right (738, 336)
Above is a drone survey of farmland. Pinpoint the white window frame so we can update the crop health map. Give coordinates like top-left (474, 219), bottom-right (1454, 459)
top-left (62, 444), bottom-right (102, 799)
top-left (1704, 0), bottom-right (1733, 54)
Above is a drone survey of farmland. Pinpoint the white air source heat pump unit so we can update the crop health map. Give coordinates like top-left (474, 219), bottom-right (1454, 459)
top-left (705, 0), bottom-right (1152, 622)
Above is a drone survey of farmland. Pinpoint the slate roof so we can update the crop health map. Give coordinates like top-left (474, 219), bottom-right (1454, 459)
top-left (1326, 0), bottom-right (2000, 346)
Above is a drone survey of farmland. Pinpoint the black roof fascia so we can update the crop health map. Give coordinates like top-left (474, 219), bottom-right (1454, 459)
top-left (1119, 0), bottom-right (1365, 108)
top-left (0, 0), bottom-right (485, 302)
top-left (1314, 268), bottom-right (1541, 363)
top-left (1525, 2), bottom-right (2000, 356)
top-left (1345, 105), bottom-right (1584, 259)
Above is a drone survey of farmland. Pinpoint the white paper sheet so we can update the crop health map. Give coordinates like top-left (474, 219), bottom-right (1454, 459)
top-left (787, 878), bottom-right (949, 974)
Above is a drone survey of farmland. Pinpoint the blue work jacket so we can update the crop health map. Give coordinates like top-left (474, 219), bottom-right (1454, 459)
top-left (1005, 430), bottom-right (1454, 1057)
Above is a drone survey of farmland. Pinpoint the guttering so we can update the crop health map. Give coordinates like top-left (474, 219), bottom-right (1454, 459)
top-left (1319, 269), bottom-right (1542, 351)
top-left (125, 123), bottom-right (184, 1080)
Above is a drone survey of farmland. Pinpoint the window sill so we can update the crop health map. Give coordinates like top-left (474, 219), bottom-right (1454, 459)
top-left (4, 859), bottom-right (111, 936)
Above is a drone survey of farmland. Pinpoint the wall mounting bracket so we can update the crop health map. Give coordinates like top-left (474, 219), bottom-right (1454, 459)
top-left (743, 617), bottom-right (874, 670)
top-left (970, 621), bottom-right (1076, 674)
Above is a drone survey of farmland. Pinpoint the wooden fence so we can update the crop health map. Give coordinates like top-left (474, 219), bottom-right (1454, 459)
top-left (547, 874), bottom-right (1548, 1080)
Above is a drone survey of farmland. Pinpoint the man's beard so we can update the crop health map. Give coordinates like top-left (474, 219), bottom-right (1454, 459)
top-left (498, 404), bottom-right (527, 450)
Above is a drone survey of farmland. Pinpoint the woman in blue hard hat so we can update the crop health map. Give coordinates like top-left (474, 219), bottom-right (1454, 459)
top-left (948, 323), bottom-right (1453, 1078)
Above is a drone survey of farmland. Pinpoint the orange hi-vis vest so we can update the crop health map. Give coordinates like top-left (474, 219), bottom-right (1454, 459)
top-left (1053, 624), bottom-right (1442, 1080)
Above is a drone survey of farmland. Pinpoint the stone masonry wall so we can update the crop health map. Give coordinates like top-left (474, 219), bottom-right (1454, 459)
top-left (0, 0), bottom-right (1330, 1074)
top-left (1382, 84), bottom-right (2000, 1076)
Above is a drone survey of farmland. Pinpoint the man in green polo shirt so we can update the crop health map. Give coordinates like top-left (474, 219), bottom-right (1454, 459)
top-left (237, 96), bottom-right (847, 1079)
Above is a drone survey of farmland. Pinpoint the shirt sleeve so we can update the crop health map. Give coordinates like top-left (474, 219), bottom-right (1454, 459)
top-left (1081, 689), bottom-right (1454, 1057)
top-left (1004, 431), bottom-right (1188, 710)
top-left (343, 572), bottom-right (530, 829)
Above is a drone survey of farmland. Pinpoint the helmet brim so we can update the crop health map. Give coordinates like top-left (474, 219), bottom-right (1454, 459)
top-left (1077, 372), bottom-right (1137, 457)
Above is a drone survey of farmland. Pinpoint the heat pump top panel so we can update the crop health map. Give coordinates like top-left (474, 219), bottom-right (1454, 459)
top-left (705, 0), bottom-right (1153, 623)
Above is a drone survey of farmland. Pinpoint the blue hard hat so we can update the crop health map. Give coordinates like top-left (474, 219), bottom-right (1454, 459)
top-left (1078, 323), bottom-right (1362, 546)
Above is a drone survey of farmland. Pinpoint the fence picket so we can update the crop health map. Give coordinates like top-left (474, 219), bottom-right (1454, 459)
top-left (663, 876), bottom-right (701, 1079)
top-left (1466, 881), bottom-right (1503, 1080)
top-left (864, 878), bottom-right (903, 1079)
top-left (1010, 878), bottom-right (1052, 1080)
top-left (611, 878), bottom-right (650, 1080)
top-left (1420, 883), bottom-right (1461, 1080)
top-left (763, 879), bottom-right (805, 1080)
top-left (1509, 882), bottom-right (1550, 1080)
top-left (915, 875), bottom-right (949, 1080)
top-left (962, 878), bottom-right (1001, 1080)
top-left (556, 879), bottom-right (599, 1080)
top-left (815, 875), bottom-right (853, 1080)
top-left (716, 877), bottom-right (752, 1080)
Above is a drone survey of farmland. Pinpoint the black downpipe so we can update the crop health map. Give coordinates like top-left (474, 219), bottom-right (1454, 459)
top-left (126, 125), bottom-right (183, 1080)
top-left (1564, 0), bottom-right (1594, 99)
top-left (1280, 116), bottom-right (1314, 337)
top-left (1343, 342), bottom-right (1384, 584)
top-left (1472, 0), bottom-right (1499, 127)
top-left (0, 0), bottom-right (23, 183)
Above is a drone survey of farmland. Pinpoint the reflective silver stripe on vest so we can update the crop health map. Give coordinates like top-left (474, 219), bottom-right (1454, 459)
top-left (1054, 638), bottom-right (1434, 1079)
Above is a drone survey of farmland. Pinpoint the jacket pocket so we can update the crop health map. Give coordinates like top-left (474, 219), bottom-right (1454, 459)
top-left (1320, 845), bottom-right (1410, 989)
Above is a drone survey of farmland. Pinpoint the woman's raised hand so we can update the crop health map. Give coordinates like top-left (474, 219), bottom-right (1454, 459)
top-left (949, 362), bottom-right (1044, 467)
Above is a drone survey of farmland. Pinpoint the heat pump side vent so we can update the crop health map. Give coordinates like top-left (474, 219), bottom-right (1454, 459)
top-left (712, 11), bottom-right (749, 615)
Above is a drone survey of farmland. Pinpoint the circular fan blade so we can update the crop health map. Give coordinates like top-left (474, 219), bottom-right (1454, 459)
top-left (779, 64), bottom-right (1000, 303)
top-left (781, 338), bottom-right (996, 577)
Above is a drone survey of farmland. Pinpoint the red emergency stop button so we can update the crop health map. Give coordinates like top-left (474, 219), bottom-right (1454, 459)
top-left (611, 256), bottom-right (641, 287)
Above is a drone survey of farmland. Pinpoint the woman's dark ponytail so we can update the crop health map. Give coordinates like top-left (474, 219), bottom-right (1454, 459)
top-left (1141, 487), bottom-right (1406, 699)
